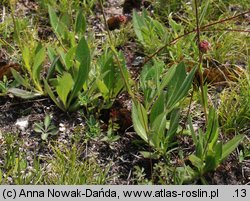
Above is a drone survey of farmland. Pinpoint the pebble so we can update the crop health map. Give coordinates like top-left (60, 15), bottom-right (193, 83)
top-left (15, 116), bottom-right (29, 131)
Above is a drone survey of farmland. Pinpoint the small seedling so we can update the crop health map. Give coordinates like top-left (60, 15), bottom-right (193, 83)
top-left (33, 114), bottom-right (58, 140)
top-left (0, 75), bottom-right (11, 95)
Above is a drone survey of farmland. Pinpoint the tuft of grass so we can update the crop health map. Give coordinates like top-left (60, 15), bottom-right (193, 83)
top-left (0, 133), bottom-right (43, 184)
top-left (218, 70), bottom-right (250, 134)
top-left (43, 143), bottom-right (111, 184)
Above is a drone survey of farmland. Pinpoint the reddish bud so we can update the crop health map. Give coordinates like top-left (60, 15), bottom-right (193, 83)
top-left (118, 15), bottom-right (127, 23)
top-left (199, 40), bottom-right (211, 53)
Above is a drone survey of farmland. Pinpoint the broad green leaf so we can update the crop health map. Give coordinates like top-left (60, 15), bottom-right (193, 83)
top-left (43, 78), bottom-right (65, 111)
top-left (159, 66), bottom-right (176, 92)
top-left (48, 6), bottom-right (67, 39)
top-left (75, 9), bottom-right (86, 34)
top-left (61, 13), bottom-right (71, 28)
top-left (34, 123), bottom-right (44, 132)
top-left (0, 82), bottom-right (6, 92)
top-left (137, 102), bottom-right (148, 130)
top-left (112, 78), bottom-right (124, 98)
top-left (48, 5), bottom-right (60, 33)
top-left (46, 56), bottom-right (60, 80)
top-left (56, 72), bottom-right (74, 107)
top-left (32, 46), bottom-right (46, 85)
top-left (205, 108), bottom-right (219, 147)
top-left (133, 10), bottom-right (144, 43)
top-left (214, 142), bottom-right (222, 165)
top-left (22, 46), bottom-right (31, 72)
top-left (44, 114), bottom-right (51, 130)
top-left (204, 144), bottom-right (221, 172)
top-left (204, 153), bottom-right (217, 172)
top-left (168, 14), bottom-right (182, 36)
top-left (114, 51), bottom-right (133, 96)
top-left (166, 108), bottom-right (180, 140)
top-left (8, 88), bottom-right (41, 99)
top-left (47, 46), bottom-right (57, 63)
top-left (189, 154), bottom-right (203, 171)
top-left (102, 56), bottom-right (115, 90)
top-left (166, 62), bottom-right (187, 106)
top-left (96, 79), bottom-right (109, 97)
top-left (10, 68), bottom-right (30, 89)
top-left (132, 101), bottom-right (148, 143)
top-left (41, 133), bottom-right (49, 141)
top-left (167, 63), bottom-right (196, 110)
top-left (150, 93), bottom-right (165, 123)
top-left (151, 112), bottom-right (166, 148)
top-left (221, 134), bottom-right (244, 161)
top-left (69, 36), bottom-right (90, 104)
top-left (65, 46), bottom-right (77, 70)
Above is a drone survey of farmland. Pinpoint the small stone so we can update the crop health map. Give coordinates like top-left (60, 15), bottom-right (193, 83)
top-left (59, 123), bottom-right (66, 132)
top-left (15, 117), bottom-right (29, 131)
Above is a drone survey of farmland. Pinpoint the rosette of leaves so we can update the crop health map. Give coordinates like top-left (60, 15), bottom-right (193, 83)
top-left (186, 108), bottom-right (244, 183)
top-left (132, 61), bottom-right (196, 157)
top-left (34, 114), bottom-right (58, 141)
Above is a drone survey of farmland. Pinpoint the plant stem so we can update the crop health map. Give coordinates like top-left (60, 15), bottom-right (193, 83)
top-left (180, 87), bottom-right (195, 135)
top-left (194, 0), bottom-right (208, 123)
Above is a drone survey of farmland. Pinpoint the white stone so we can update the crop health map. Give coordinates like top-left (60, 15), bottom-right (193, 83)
top-left (15, 117), bottom-right (29, 131)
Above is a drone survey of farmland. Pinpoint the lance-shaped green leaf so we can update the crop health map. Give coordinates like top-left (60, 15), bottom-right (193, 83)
top-left (133, 10), bottom-right (145, 43)
top-left (167, 62), bottom-right (196, 110)
top-left (221, 134), bottom-right (244, 161)
top-left (68, 36), bottom-right (91, 105)
top-left (43, 78), bottom-right (65, 111)
top-left (32, 46), bottom-right (46, 92)
top-left (132, 101), bottom-right (148, 143)
top-left (56, 72), bottom-right (74, 107)
top-left (75, 9), bottom-right (87, 34)
top-left (11, 68), bottom-right (30, 89)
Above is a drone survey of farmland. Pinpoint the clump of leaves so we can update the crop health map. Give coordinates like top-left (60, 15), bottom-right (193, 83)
top-left (33, 114), bottom-right (58, 140)
top-left (132, 61), bottom-right (196, 157)
top-left (85, 115), bottom-right (101, 140)
top-left (187, 107), bottom-right (244, 183)
top-left (133, 10), bottom-right (169, 53)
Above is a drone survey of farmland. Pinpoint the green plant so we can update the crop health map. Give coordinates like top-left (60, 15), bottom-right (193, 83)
top-left (133, 10), bottom-right (169, 53)
top-left (48, 5), bottom-right (87, 48)
top-left (5, 0), bottom-right (49, 97)
top-left (44, 144), bottom-right (111, 184)
top-left (218, 72), bottom-right (250, 134)
top-left (0, 133), bottom-right (43, 184)
top-left (132, 61), bottom-right (196, 157)
top-left (40, 4), bottom-right (93, 112)
top-left (85, 115), bottom-right (101, 140)
top-left (10, 43), bottom-right (46, 97)
top-left (0, 75), bottom-right (11, 95)
top-left (133, 166), bottom-right (152, 185)
top-left (239, 141), bottom-right (250, 162)
top-left (79, 48), bottom-right (128, 112)
top-left (33, 114), bottom-right (58, 140)
top-left (187, 107), bottom-right (244, 183)
top-left (44, 36), bottom-right (91, 111)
